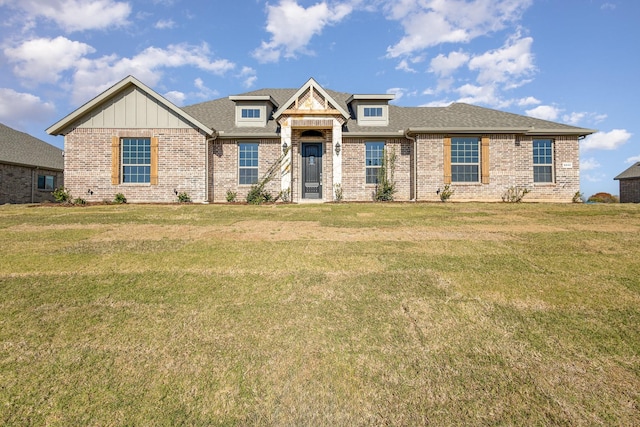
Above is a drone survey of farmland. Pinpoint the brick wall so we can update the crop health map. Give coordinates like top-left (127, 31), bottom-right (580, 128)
top-left (619, 179), bottom-right (640, 203)
top-left (0, 163), bottom-right (63, 204)
top-left (210, 138), bottom-right (282, 202)
top-left (416, 134), bottom-right (580, 202)
top-left (65, 128), bottom-right (207, 203)
top-left (341, 138), bottom-right (413, 201)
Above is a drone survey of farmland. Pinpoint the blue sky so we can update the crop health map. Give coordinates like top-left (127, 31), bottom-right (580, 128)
top-left (0, 0), bottom-right (637, 197)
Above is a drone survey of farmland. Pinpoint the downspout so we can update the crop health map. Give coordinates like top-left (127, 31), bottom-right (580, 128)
top-left (404, 130), bottom-right (418, 201)
top-left (205, 131), bottom-right (218, 203)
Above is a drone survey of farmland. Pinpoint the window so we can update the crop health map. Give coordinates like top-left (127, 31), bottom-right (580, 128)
top-left (451, 137), bottom-right (479, 182)
top-left (122, 138), bottom-right (151, 183)
top-left (533, 139), bottom-right (553, 183)
top-left (239, 143), bottom-right (259, 185)
top-left (37, 174), bottom-right (55, 190)
top-left (366, 142), bottom-right (385, 184)
top-left (241, 108), bottom-right (260, 119)
top-left (364, 107), bottom-right (383, 117)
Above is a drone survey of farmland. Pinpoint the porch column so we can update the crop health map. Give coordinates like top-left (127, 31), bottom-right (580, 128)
top-left (332, 119), bottom-right (342, 200)
top-left (280, 120), bottom-right (292, 199)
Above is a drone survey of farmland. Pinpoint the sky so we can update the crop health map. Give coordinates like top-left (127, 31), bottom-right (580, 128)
top-left (0, 0), bottom-right (638, 198)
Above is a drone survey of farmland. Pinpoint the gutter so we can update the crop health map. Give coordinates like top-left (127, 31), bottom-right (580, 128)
top-left (404, 129), bottom-right (418, 201)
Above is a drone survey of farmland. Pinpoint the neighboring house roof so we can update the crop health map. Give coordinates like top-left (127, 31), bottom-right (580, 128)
top-left (47, 75), bottom-right (214, 136)
top-left (614, 162), bottom-right (640, 180)
top-left (183, 82), bottom-right (596, 138)
top-left (0, 122), bottom-right (64, 170)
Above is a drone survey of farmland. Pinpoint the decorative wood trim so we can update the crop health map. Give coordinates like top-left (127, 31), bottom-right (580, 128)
top-left (111, 136), bottom-right (120, 185)
top-left (150, 137), bottom-right (159, 185)
top-left (281, 109), bottom-right (343, 116)
top-left (443, 137), bottom-right (451, 184)
top-left (481, 136), bottom-right (490, 184)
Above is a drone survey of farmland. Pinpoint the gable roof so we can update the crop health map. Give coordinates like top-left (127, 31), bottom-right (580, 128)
top-left (47, 75), bottom-right (214, 136)
top-left (0, 123), bottom-right (64, 170)
top-left (272, 77), bottom-right (350, 120)
top-left (614, 162), bottom-right (640, 180)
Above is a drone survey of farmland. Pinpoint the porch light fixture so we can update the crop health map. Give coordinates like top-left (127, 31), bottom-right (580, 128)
top-left (282, 141), bottom-right (288, 153)
top-left (335, 141), bottom-right (341, 155)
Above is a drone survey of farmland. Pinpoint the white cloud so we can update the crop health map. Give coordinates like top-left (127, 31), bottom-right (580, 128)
top-left (253, 0), bottom-right (353, 63)
top-left (625, 155), bottom-right (640, 164)
top-left (581, 129), bottom-right (632, 151)
top-left (563, 111), bottom-right (608, 125)
top-left (163, 90), bottom-right (186, 106)
top-left (517, 96), bottom-right (540, 106)
top-left (526, 105), bottom-right (561, 121)
top-left (386, 87), bottom-right (406, 102)
top-left (429, 50), bottom-right (469, 76)
top-left (0, 88), bottom-right (56, 128)
top-left (5, 0), bottom-right (131, 32)
top-left (580, 157), bottom-right (601, 171)
top-left (4, 36), bottom-right (95, 84)
top-left (70, 43), bottom-right (235, 103)
top-left (238, 66), bottom-right (258, 89)
top-left (396, 59), bottom-right (417, 73)
top-left (155, 19), bottom-right (176, 30)
top-left (385, 0), bottom-right (533, 58)
top-left (468, 35), bottom-right (535, 86)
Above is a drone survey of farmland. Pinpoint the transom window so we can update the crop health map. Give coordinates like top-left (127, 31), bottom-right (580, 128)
top-left (451, 137), bottom-right (480, 182)
top-left (239, 143), bottom-right (259, 185)
top-left (533, 139), bottom-right (554, 183)
top-left (37, 174), bottom-right (55, 190)
top-left (122, 138), bottom-right (150, 183)
top-left (364, 107), bottom-right (383, 117)
top-left (241, 108), bottom-right (260, 119)
top-left (366, 142), bottom-right (385, 184)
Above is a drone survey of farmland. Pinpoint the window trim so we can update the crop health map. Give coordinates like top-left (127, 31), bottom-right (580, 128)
top-left (365, 141), bottom-right (385, 185)
top-left (121, 137), bottom-right (152, 184)
top-left (533, 138), bottom-right (554, 183)
top-left (238, 142), bottom-right (259, 185)
top-left (363, 107), bottom-right (383, 117)
top-left (37, 174), bottom-right (55, 191)
top-left (241, 108), bottom-right (261, 119)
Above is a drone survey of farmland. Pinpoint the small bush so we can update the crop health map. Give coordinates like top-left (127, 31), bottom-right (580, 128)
top-left (246, 185), bottom-right (272, 205)
top-left (502, 186), bottom-right (530, 203)
top-left (114, 193), bottom-right (127, 204)
top-left (374, 148), bottom-right (397, 202)
top-left (226, 190), bottom-right (238, 203)
top-left (279, 187), bottom-right (291, 203)
top-left (572, 191), bottom-right (584, 203)
top-left (334, 183), bottom-right (343, 202)
top-left (587, 192), bottom-right (619, 203)
top-left (177, 192), bottom-right (191, 203)
top-left (73, 198), bottom-right (86, 205)
top-left (438, 185), bottom-right (454, 202)
top-left (52, 187), bottom-right (72, 203)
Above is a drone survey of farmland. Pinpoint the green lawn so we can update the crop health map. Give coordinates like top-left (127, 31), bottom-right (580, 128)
top-left (1, 202), bottom-right (638, 426)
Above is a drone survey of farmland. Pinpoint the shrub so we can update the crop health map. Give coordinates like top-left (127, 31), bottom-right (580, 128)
top-left (587, 192), bottom-right (619, 203)
top-left (438, 184), bottom-right (454, 202)
top-left (334, 183), bottom-right (343, 202)
top-left (73, 198), bottom-right (86, 205)
top-left (374, 148), bottom-right (397, 202)
top-left (279, 187), bottom-right (291, 203)
top-left (246, 186), bottom-right (272, 205)
top-left (502, 186), bottom-right (530, 203)
top-left (114, 193), bottom-right (127, 204)
top-left (177, 192), bottom-right (191, 203)
top-left (572, 191), bottom-right (584, 203)
top-left (52, 187), bottom-right (72, 203)
top-left (226, 190), bottom-right (238, 203)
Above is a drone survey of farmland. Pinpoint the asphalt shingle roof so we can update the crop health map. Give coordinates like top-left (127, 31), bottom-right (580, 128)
top-left (614, 162), bottom-right (640, 180)
top-left (183, 86), bottom-right (594, 137)
top-left (0, 123), bottom-right (64, 170)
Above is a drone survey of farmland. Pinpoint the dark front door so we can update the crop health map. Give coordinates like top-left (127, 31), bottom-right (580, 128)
top-left (302, 143), bottom-right (323, 199)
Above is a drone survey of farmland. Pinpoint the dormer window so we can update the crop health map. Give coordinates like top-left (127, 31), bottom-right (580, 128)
top-left (241, 108), bottom-right (261, 119)
top-left (364, 107), bottom-right (383, 117)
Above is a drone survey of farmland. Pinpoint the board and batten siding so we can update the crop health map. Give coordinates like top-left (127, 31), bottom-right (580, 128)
top-left (76, 86), bottom-right (192, 129)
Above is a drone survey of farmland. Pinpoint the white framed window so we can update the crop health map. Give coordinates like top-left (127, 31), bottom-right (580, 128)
top-left (239, 143), bottom-right (259, 185)
top-left (533, 139), bottom-right (554, 183)
top-left (122, 138), bottom-right (151, 183)
top-left (241, 108), bottom-right (260, 119)
top-left (364, 107), bottom-right (383, 117)
top-left (451, 137), bottom-right (480, 182)
top-left (365, 142), bottom-right (385, 184)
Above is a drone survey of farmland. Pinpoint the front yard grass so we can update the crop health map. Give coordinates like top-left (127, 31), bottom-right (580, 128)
top-left (0, 202), bottom-right (638, 425)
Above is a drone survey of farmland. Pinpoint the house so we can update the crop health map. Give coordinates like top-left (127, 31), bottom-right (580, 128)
top-left (614, 162), bottom-right (640, 203)
top-left (0, 123), bottom-right (64, 204)
top-left (47, 75), bottom-right (595, 203)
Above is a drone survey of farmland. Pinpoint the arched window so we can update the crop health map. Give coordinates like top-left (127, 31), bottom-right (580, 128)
top-left (301, 130), bottom-right (324, 138)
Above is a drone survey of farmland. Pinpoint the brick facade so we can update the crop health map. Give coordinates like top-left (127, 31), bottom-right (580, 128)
top-left (619, 179), bottom-right (640, 203)
top-left (0, 163), bottom-right (63, 204)
top-left (65, 128), bottom-right (207, 203)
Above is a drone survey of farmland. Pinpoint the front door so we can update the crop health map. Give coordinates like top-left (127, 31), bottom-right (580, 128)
top-left (302, 143), bottom-right (323, 199)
